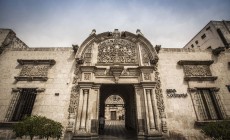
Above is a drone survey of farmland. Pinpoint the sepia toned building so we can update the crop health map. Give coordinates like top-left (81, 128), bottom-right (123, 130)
top-left (184, 20), bottom-right (230, 51)
top-left (0, 21), bottom-right (230, 140)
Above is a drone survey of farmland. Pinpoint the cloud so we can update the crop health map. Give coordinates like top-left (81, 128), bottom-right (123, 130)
top-left (0, 0), bottom-right (229, 48)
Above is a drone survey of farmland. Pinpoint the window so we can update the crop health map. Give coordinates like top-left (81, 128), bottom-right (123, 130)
top-left (191, 44), bottom-right (194, 48)
top-left (196, 89), bottom-right (223, 120)
top-left (11, 89), bottom-right (37, 121)
top-left (206, 26), bottom-right (210, 31)
top-left (195, 40), bottom-right (198, 44)
top-left (201, 34), bottom-right (206, 39)
top-left (207, 46), bottom-right (212, 49)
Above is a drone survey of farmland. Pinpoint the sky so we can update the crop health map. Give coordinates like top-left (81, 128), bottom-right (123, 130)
top-left (0, 0), bottom-right (229, 48)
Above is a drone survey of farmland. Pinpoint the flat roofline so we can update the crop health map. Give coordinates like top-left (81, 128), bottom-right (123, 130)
top-left (183, 20), bottom-right (229, 48)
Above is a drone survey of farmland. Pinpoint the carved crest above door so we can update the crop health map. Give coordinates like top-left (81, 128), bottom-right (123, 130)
top-left (75, 29), bottom-right (159, 66)
top-left (98, 39), bottom-right (137, 64)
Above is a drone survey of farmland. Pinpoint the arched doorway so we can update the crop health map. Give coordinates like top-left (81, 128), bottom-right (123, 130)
top-left (104, 95), bottom-right (125, 120)
top-left (99, 84), bottom-right (137, 139)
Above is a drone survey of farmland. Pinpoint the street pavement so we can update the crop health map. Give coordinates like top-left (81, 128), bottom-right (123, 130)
top-left (99, 120), bottom-right (137, 140)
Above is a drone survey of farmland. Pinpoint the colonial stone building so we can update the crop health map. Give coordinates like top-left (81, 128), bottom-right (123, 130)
top-left (0, 21), bottom-right (230, 140)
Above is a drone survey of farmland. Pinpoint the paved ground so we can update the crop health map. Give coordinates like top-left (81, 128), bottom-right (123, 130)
top-left (99, 120), bottom-right (137, 140)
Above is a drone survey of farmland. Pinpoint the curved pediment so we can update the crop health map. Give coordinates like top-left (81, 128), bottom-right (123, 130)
top-left (75, 29), bottom-right (158, 66)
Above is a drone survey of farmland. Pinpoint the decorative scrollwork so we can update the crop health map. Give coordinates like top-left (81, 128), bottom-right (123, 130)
top-left (97, 39), bottom-right (137, 64)
top-left (184, 65), bottom-right (212, 76)
top-left (141, 43), bottom-right (154, 66)
top-left (20, 65), bottom-right (49, 77)
top-left (154, 65), bottom-right (167, 132)
top-left (69, 86), bottom-right (80, 113)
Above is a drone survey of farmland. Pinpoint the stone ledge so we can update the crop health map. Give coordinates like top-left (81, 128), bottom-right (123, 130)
top-left (14, 76), bottom-right (48, 81)
top-left (184, 76), bottom-right (217, 81)
top-left (178, 60), bottom-right (214, 65)
top-left (17, 59), bottom-right (56, 65)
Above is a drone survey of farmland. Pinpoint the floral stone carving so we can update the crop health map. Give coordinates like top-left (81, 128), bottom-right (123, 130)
top-left (19, 65), bottom-right (49, 77)
top-left (184, 65), bottom-right (212, 76)
top-left (97, 39), bottom-right (137, 64)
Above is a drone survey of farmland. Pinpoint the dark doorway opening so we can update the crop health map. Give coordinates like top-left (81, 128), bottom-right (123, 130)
top-left (99, 84), bottom-right (137, 139)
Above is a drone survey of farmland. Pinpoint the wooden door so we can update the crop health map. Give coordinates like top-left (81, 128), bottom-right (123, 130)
top-left (111, 111), bottom-right (116, 120)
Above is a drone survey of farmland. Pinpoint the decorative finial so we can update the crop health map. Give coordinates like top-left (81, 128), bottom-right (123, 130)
top-left (136, 29), bottom-right (143, 36)
top-left (72, 44), bottom-right (79, 53)
top-left (90, 29), bottom-right (96, 35)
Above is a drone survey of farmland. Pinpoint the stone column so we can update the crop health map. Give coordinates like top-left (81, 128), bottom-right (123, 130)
top-left (79, 89), bottom-right (89, 131)
top-left (146, 89), bottom-right (156, 130)
top-left (150, 89), bottom-right (158, 130)
top-left (134, 84), bottom-right (145, 137)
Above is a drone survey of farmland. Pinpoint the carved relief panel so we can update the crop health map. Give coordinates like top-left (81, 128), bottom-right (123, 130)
top-left (20, 65), bottom-right (49, 77)
top-left (82, 44), bottom-right (93, 65)
top-left (184, 65), bottom-right (212, 76)
top-left (97, 39), bottom-right (138, 64)
top-left (141, 43), bottom-right (154, 66)
top-left (15, 59), bottom-right (55, 81)
top-left (178, 60), bottom-right (217, 81)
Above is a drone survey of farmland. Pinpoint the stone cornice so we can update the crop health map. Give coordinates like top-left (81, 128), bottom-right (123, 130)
top-left (188, 87), bottom-right (219, 92)
top-left (178, 60), bottom-right (214, 65)
top-left (12, 87), bottom-right (45, 92)
top-left (79, 66), bottom-right (96, 72)
top-left (17, 59), bottom-right (56, 65)
top-left (184, 76), bottom-right (217, 81)
top-left (140, 81), bottom-right (156, 88)
top-left (14, 76), bottom-right (48, 81)
top-left (138, 66), bottom-right (155, 72)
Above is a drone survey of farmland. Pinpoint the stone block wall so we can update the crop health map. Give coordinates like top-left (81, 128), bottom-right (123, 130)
top-left (0, 48), bottom-right (75, 128)
top-left (158, 48), bottom-right (230, 138)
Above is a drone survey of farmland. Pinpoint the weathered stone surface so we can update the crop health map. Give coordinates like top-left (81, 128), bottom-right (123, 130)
top-left (0, 26), bottom-right (230, 140)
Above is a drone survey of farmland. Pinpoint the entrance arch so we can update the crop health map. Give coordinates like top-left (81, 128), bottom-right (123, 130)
top-left (68, 29), bottom-right (166, 139)
top-left (104, 95), bottom-right (125, 120)
top-left (99, 84), bottom-right (137, 134)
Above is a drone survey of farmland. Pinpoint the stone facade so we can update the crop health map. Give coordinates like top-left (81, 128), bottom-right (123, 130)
top-left (184, 20), bottom-right (230, 51)
top-left (0, 24), bottom-right (230, 140)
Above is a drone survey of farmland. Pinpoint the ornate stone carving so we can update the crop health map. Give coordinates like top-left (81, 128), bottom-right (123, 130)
top-left (69, 86), bottom-right (80, 113)
top-left (82, 44), bottom-right (92, 65)
top-left (72, 44), bottom-right (79, 53)
top-left (141, 44), bottom-right (154, 66)
top-left (110, 66), bottom-right (124, 83)
top-left (97, 39), bottom-right (137, 64)
top-left (154, 65), bottom-right (167, 132)
top-left (19, 65), bottom-right (49, 77)
top-left (143, 73), bottom-right (151, 80)
top-left (94, 68), bottom-right (140, 77)
top-left (67, 64), bottom-right (81, 132)
top-left (15, 59), bottom-right (56, 81)
top-left (84, 73), bottom-right (91, 80)
top-left (184, 65), bottom-right (212, 76)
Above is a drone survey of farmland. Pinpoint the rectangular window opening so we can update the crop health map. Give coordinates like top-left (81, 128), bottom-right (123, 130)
top-left (201, 34), bottom-right (206, 39)
top-left (197, 89), bottom-right (223, 120)
top-left (11, 88), bottom-right (37, 121)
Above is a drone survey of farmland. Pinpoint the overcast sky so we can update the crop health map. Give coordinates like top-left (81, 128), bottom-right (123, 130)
top-left (0, 0), bottom-right (229, 48)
